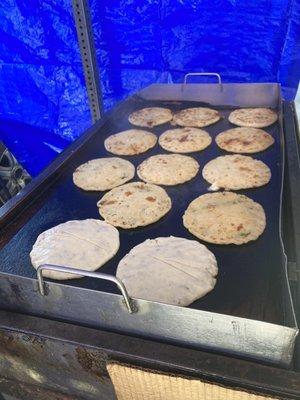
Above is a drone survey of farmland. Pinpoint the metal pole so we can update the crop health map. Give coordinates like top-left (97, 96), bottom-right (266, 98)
top-left (71, 0), bottom-right (103, 122)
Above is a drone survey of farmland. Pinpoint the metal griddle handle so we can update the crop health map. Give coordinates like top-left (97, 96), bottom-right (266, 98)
top-left (183, 72), bottom-right (222, 86)
top-left (37, 264), bottom-right (135, 314)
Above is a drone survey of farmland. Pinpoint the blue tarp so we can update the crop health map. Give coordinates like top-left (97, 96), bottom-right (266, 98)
top-left (0, 0), bottom-right (299, 174)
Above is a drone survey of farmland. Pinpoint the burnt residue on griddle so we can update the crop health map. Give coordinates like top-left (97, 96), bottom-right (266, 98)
top-left (75, 347), bottom-right (109, 382)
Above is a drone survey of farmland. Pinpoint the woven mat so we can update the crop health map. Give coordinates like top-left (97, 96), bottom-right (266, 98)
top-left (107, 362), bottom-right (277, 400)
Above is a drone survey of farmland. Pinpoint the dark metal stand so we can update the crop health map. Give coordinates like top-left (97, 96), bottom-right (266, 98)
top-left (0, 310), bottom-right (299, 400)
top-left (283, 102), bottom-right (300, 371)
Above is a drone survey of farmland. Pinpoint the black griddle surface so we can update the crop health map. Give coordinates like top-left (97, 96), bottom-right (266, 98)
top-left (0, 96), bottom-right (285, 325)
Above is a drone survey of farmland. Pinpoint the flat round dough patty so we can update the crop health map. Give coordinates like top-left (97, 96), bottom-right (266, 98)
top-left (117, 236), bottom-right (218, 306)
top-left (159, 127), bottom-right (212, 153)
top-left (228, 108), bottom-right (277, 128)
top-left (202, 155), bottom-right (271, 190)
top-left (97, 182), bottom-right (171, 229)
top-left (73, 157), bottom-right (135, 191)
top-left (183, 192), bottom-right (266, 245)
top-left (30, 219), bottom-right (120, 280)
top-left (104, 129), bottom-right (157, 156)
top-left (216, 127), bottom-right (274, 153)
top-left (128, 107), bottom-right (172, 127)
top-left (137, 154), bottom-right (199, 186)
top-left (172, 107), bottom-right (221, 128)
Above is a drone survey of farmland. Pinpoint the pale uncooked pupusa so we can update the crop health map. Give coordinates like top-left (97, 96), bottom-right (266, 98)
top-left (117, 236), bottom-right (218, 306)
top-left (30, 219), bottom-right (120, 280)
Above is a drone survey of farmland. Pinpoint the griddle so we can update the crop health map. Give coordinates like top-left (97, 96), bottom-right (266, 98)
top-left (0, 82), bottom-right (297, 367)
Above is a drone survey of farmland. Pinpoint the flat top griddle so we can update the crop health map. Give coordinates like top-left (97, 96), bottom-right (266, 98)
top-left (0, 95), bottom-right (285, 326)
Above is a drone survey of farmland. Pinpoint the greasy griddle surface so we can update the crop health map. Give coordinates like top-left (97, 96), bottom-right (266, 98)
top-left (0, 96), bottom-right (284, 324)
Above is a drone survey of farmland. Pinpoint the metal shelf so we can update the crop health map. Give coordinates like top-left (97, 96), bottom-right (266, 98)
top-left (72, 0), bottom-right (103, 122)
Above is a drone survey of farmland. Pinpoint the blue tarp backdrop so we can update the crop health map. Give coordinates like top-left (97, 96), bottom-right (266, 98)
top-left (0, 0), bottom-right (299, 175)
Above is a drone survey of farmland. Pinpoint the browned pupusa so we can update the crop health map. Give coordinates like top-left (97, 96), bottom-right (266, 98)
top-left (104, 129), bottom-right (157, 156)
top-left (183, 192), bottom-right (266, 245)
top-left (128, 107), bottom-right (172, 127)
top-left (159, 127), bottom-right (212, 153)
top-left (228, 108), bottom-right (277, 128)
top-left (216, 127), bottom-right (274, 153)
top-left (137, 154), bottom-right (199, 186)
top-left (172, 107), bottom-right (221, 128)
top-left (202, 155), bottom-right (271, 190)
top-left (73, 157), bottom-right (135, 191)
top-left (97, 182), bottom-right (172, 229)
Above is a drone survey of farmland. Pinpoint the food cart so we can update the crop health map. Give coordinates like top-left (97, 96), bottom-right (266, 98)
top-left (0, 1), bottom-right (299, 399)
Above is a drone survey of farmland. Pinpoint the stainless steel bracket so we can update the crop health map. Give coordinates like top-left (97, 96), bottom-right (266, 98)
top-left (37, 264), bottom-right (135, 313)
top-left (72, 0), bottom-right (103, 122)
top-left (183, 72), bottom-right (222, 85)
